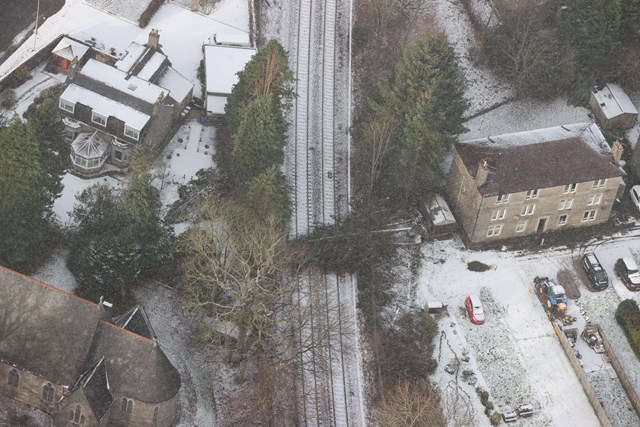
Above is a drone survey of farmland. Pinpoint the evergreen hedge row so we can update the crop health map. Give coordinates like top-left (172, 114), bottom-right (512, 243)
top-left (615, 299), bottom-right (640, 359)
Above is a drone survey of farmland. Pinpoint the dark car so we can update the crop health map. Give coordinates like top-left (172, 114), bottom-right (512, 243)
top-left (581, 252), bottom-right (609, 289)
top-left (615, 257), bottom-right (640, 291)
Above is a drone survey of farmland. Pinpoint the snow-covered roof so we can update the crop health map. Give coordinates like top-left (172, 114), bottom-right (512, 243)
top-left (71, 131), bottom-right (109, 159)
top-left (591, 83), bottom-right (638, 120)
top-left (204, 45), bottom-right (256, 96)
top-left (157, 67), bottom-right (193, 105)
top-left (429, 194), bottom-right (456, 226)
top-left (456, 122), bottom-right (622, 196)
top-left (60, 84), bottom-right (150, 130)
top-left (115, 42), bottom-right (147, 72)
top-left (463, 122), bottom-right (611, 155)
top-left (205, 33), bottom-right (251, 47)
top-left (52, 36), bottom-right (91, 62)
top-left (137, 51), bottom-right (167, 81)
top-left (80, 58), bottom-right (169, 104)
top-left (206, 95), bottom-right (228, 115)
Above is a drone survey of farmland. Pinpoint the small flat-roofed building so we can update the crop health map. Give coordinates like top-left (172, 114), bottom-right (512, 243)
top-left (203, 37), bottom-right (256, 114)
top-left (589, 83), bottom-right (638, 130)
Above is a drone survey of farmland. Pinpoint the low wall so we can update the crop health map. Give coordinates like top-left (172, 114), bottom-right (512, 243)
top-left (598, 324), bottom-right (640, 419)
top-left (551, 321), bottom-right (612, 427)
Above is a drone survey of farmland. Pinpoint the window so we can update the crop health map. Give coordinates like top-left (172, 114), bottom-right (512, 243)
top-left (521, 204), bottom-right (535, 216)
top-left (582, 210), bottom-right (597, 222)
top-left (558, 214), bottom-right (568, 225)
top-left (42, 383), bottom-right (54, 402)
top-left (525, 189), bottom-right (539, 199)
top-left (114, 149), bottom-right (123, 161)
top-left (587, 194), bottom-right (602, 206)
top-left (124, 126), bottom-right (139, 141)
top-left (153, 407), bottom-right (159, 424)
top-left (496, 194), bottom-right (510, 204)
top-left (59, 98), bottom-right (75, 113)
top-left (564, 183), bottom-right (577, 194)
top-left (121, 398), bottom-right (133, 415)
top-left (69, 405), bottom-right (85, 425)
top-left (593, 179), bottom-right (606, 189)
top-left (91, 112), bottom-right (107, 126)
top-left (486, 224), bottom-right (503, 237)
top-left (515, 220), bottom-right (527, 233)
top-left (558, 199), bottom-right (573, 210)
top-left (7, 369), bottom-right (19, 388)
top-left (491, 208), bottom-right (506, 221)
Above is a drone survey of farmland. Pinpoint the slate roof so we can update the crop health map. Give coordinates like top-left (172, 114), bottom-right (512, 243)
top-left (84, 321), bottom-right (180, 403)
top-left (77, 359), bottom-right (113, 421)
top-left (0, 266), bottom-right (104, 386)
top-left (456, 123), bottom-right (623, 196)
top-left (0, 267), bottom-right (180, 405)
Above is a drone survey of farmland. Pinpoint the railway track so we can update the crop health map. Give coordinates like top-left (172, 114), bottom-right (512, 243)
top-left (287, 0), bottom-right (362, 424)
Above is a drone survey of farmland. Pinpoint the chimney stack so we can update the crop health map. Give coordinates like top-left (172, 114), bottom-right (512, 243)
top-left (148, 29), bottom-right (160, 50)
top-left (475, 160), bottom-right (489, 187)
top-left (68, 56), bottom-right (79, 80)
top-left (611, 139), bottom-right (624, 163)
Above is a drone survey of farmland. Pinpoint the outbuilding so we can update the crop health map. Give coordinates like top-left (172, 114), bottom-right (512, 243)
top-left (589, 83), bottom-right (638, 130)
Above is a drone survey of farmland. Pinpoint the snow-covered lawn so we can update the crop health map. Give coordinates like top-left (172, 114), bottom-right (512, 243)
top-left (53, 173), bottom-right (122, 226)
top-left (417, 228), bottom-right (640, 426)
top-left (154, 120), bottom-right (216, 213)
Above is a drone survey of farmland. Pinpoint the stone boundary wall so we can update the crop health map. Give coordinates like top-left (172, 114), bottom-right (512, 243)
top-left (551, 321), bottom-right (612, 427)
top-left (598, 324), bottom-right (640, 419)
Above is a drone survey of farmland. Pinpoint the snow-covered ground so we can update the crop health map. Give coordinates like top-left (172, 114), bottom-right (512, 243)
top-left (0, 0), bottom-right (250, 98)
top-left (417, 227), bottom-right (640, 427)
top-left (53, 173), bottom-right (122, 226)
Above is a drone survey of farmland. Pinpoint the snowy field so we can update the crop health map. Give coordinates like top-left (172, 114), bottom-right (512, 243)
top-left (417, 227), bottom-right (640, 427)
top-left (85, 0), bottom-right (154, 24)
top-left (0, 0), bottom-right (250, 98)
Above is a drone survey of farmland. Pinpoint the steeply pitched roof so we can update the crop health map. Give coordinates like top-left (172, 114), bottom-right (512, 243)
top-left (112, 306), bottom-right (155, 340)
top-left (84, 320), bottom-right (180, 403)
top-left (77, 358), bottom-right (113, 421)
top-left (455, 123), bottom-right (622, 196)
top-left (0, 266), bottom-right (104, 386)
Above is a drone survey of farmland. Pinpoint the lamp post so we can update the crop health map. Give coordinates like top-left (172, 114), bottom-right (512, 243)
top-left (33, 0), bottom-right (40, 50)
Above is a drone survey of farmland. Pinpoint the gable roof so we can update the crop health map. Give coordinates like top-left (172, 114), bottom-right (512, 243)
top-left (76, 358), bottom-right (113, 421)
top-left (52, 37), bottom-right (91, 62)
top-left (84, 320), bottom-right (180, 403)
top-left (0, 266), bottom-right (105, 386)
top-left (456, 123), bottom-right (622, 196)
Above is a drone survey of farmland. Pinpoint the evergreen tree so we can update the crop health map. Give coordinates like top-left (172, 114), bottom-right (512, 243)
top-left (382, 33), bottom-right (468, 201)
top-left (28, 97), bottom-right (69, 214)
top-left (0, 121), bottom-right (49, 270)
top-left (621, 0), bottom-right (640, 42)
top-left (246, 165), bottom-right (290, 225)
top-left (231, 95), bottom-right (286, 188)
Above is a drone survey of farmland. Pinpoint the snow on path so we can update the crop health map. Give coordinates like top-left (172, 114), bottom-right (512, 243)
top-left (32, 248), bottom-right (78, 293)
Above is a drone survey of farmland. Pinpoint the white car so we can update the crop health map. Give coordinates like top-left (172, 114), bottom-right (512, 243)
top-left (630, 185), bottom-right (640, 211)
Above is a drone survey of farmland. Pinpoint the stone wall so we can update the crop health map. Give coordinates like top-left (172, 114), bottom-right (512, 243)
top-left (0, 360), bottom-right (64, 416)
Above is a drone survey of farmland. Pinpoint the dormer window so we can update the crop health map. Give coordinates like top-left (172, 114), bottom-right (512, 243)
top-left (124, 126), bottom-right (139, 141)
top-left (59, 98), bottom-right (75, 113)
top-left (91, 112), bottom-right (107, 127)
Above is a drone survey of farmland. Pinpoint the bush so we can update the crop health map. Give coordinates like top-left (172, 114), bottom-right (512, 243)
top-left (9, 65), bottom-right (31, 88)
top-left (490, 411), bottom-right (502, 425)
top-left (0, 89), bottom-right (16, 109)
top-left (138, 0), bottom-right (163, 28)
top-left (616, 299), bottom-right (640, 359)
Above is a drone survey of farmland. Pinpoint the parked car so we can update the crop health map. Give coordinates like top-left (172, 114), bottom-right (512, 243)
top-left (581, 252), bottom-right (609, 289)
top-left (631, 185), bottom-right (640, 211)
top-left (615, 257), bottom-right (640, 291)
top-left (465, 295), bottom-right (485, 324)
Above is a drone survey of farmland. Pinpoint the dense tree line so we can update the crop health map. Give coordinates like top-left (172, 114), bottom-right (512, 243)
top-left (0, 97), bottom-right (69, 271)
top-left (486, 0), bottom-right (640, 102)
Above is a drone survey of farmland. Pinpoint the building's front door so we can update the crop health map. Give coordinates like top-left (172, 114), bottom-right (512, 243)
top-left (537, 218), bottom-right (547, 233)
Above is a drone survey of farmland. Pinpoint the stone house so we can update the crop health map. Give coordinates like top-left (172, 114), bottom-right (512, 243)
top-left (447, 123), bottom-right (624, 244)
top-left (57, 30), bottom-right (193, 176)
top-left (0, 265), bottom-right (180, 426)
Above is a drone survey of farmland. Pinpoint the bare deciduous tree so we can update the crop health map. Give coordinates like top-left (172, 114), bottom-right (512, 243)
top-left (375, 380), bottom-right (446, 427)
